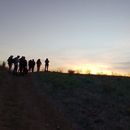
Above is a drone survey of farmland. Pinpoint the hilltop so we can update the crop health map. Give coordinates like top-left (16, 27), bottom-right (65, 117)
top-left (0, 67), bottom-right (79, 130)
top-left (32, 71), bottom-right (130, 130)
top-left (0, 66), bottom-right (130, 130)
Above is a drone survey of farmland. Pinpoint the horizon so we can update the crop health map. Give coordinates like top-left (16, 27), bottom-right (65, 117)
top-left (1, 59), bottom-right (130, 77)
top-left (0, 0), bottom-right (130, 76)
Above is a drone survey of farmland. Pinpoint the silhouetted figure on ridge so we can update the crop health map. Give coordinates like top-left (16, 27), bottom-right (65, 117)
top-left (2, 61), bottom-right (6, 68)
top-left (19, 56), bottom-right (28, 74)
top-left (13, 55), bottom-right (20, 74)
top-left (45, 58), bottom-right (49, 72)
top-left (19, 56), bottom-right (24, 73)
top-left (31, 59), bottom-right (35, 72)
top-left (7, 55), bottom-right (14, 71)
top-left (28, 59), bottom-right (35, 72)
top-left (28, 59), bottom-right (32, 72)
top-left (22, 57), bottom-right (28, 74)
top-left (36, 59), bottom-right (42, 72)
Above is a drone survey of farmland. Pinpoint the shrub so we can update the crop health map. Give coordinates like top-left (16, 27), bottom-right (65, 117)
top-left (68, 70), bottom-right (75, 74)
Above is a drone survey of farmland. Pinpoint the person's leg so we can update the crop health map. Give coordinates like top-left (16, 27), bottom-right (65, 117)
top-left (32, 67), bottom-right (34, 72)
top-left (13, 65), bottom-right (18, 74)
top-left (47, 65), bottom-right (48, 71)
top-left (29, 66), bottom-right (31, 72)
top-left (9, 64), bottom-right (11, 71)
top-left (9, 63), bottom-right (12, 71)
top-left (19, 66), bottom-right (22, 73)
top-left (45, 65), bottom-right (47, 71)
top-left (37, 66), bottom-right (39, 72)
top-left (16, 65), bottom-right (18, 72)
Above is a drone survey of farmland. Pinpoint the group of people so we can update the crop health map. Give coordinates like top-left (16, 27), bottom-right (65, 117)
top-left (7, 55), bottom-right (49, 75)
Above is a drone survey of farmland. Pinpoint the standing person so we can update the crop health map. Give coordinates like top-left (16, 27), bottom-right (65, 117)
top-left (36, 59), bottom-right (42, 72)
top-left (2, 61), bottom-right (6, 68)
top-left (28, 59), bottom-right (32, 72)
top-left (19, 56), bottom-right (28, 74)
top-left (13, 55), bottom-right (20, 74)
top-left (19, 56), bottom-right (28, 75)
top-left (31, 59), bottom-right (35, 72)
top-left (45, 58), bottom-right (49, 72)
top-left (19, 56), bottom-right (24, 73)
top-left (22, 57), bottom-right (28, 74)
top-left (7, 55), bottom-right (14, 71)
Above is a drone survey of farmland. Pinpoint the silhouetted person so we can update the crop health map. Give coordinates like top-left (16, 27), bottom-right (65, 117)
top-left (31, 59), bottom-right (35, 72)
top-left (19, 56), bottom-right (28, 75)
top-left (45, 58), bottom-right (49, 72)
top-left (7, 55), bottom-right (14, 71)
top-left (13, 55), bottom-right (20, 74)
top-left (19, 56), bottom-right (25, 73)
top-left (23, 57), bottom-right (28, 74)
top-left (28, 60), bottom-right (32, 72)
top-left (36, 59), bottom-right (42, 72)
top-left (2, 61), bottom-right (6, 68)
top-left (28, 59), bottom-right (35, 72)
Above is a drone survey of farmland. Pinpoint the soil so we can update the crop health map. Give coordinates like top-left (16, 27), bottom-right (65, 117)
top-left (0, 70), bottom-right (78, 130)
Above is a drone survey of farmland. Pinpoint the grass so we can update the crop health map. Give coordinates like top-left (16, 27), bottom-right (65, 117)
top-left (33, 72), bottom-right (130, 130)
top-left (0, 66), bottom-right (7, 81)
top-left (1, 66), bottom-right (130, 130)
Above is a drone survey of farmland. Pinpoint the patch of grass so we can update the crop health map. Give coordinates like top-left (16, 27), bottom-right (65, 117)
top-left (0, 68), bottom-right (7, 81)
top-left (34, 72), bottom-right (130, 130)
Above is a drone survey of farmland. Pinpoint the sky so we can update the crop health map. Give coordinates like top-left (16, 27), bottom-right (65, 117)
top-left (0, 0), bottom-right (130, 75)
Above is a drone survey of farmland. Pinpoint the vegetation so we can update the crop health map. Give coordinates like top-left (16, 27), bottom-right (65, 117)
top-left (1, 65), bottom-right (130, 130)
top-left (33, 72), bottom-right (130, 130)
top-left (0, 66), bottom-right (7, 80)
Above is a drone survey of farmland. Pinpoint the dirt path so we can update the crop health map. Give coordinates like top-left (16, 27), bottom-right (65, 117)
top-left (0, 71), bottom-right (78, 130)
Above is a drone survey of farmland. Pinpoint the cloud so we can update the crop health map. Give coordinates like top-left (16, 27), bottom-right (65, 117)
top-left (112, 61), bottom-right (130, 72)
top-left (117, 62), bottom-right (130, 66)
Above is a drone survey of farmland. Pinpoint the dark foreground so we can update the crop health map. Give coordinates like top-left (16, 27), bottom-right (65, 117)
top-left (0, 67), bottom-right (78, 130)
top-left (33, 72), bottom-right (130, 130)
top-left (0, 66), bottom-right (130, 130)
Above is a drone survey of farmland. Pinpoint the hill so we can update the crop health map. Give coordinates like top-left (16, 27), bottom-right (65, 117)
top-left (0, 66), bottom-right (130, 130)
top-left (32, 71), bottom-right (130, 130)
top-left (0, 67), bottom-right (79, 130)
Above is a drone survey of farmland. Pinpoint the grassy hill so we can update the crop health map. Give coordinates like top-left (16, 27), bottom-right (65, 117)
top-left (0, 66), bottom-right (130, 130)
top-left (32, 72), bottom-right (130, 130)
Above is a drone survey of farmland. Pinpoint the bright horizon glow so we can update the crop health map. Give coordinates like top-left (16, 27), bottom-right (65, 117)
top-left (1, 60), bottom-right (130, 76)
top-left (58, 63), bottom-right (129, 76)
top-left (71, 64), bottom-right (112, 74)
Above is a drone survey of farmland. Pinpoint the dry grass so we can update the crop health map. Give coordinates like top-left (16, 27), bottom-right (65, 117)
top-left (33, 72), bottom-right (130, 130)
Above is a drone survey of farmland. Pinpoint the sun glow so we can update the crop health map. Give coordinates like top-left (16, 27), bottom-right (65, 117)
top-left (65, 63), bottom-right (130, 76)
top-left (69, 63), bottom-right (113, 75)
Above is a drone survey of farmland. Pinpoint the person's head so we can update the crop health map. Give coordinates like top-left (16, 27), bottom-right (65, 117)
top-left (23, 56), bottom-right (25, 60)
top-left (17, 55), bottom-right (20, 58)
top-left (10, 55), bottom-right (13, 58)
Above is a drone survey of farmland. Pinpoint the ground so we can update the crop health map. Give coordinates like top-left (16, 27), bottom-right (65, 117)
top-left (0, 66), bottom-right (130, 130)
top-left (32, 72), bottom-right (130, 130)
top-left (0, 67), bottom-right (78, 130)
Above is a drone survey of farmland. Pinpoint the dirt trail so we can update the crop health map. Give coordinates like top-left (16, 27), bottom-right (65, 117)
top-left (0, 71), bottom-right (78, 130)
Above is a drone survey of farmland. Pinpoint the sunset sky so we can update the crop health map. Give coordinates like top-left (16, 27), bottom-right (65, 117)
top-left (0, 0), bottom-right (130, 75)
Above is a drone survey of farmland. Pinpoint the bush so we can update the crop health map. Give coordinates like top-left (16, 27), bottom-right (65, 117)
top-left (68, 70), bottom-right (75, 74)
